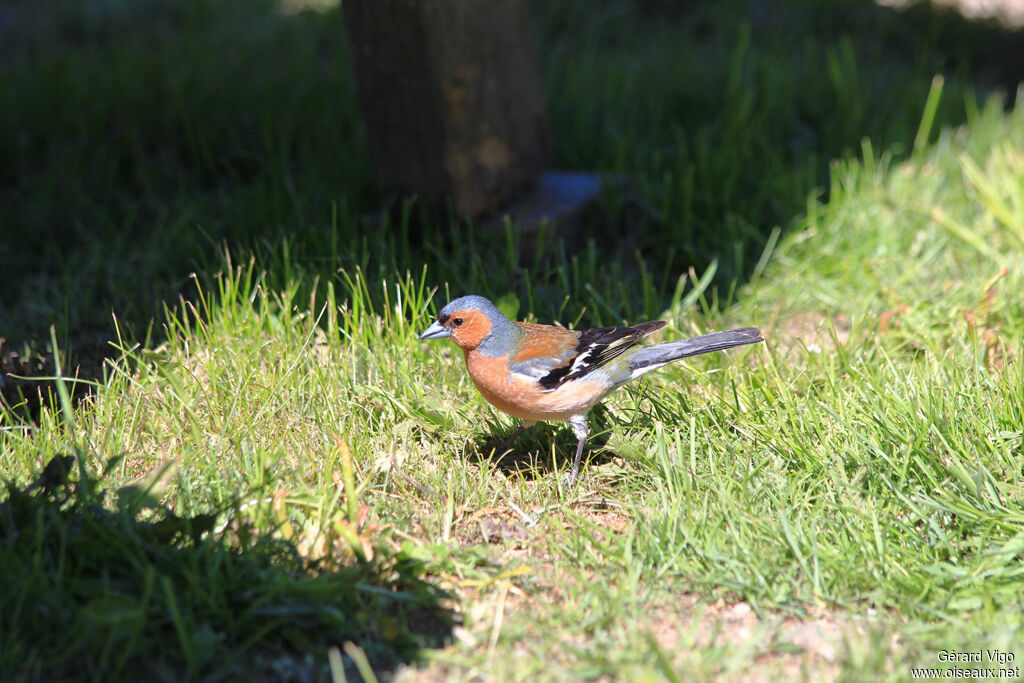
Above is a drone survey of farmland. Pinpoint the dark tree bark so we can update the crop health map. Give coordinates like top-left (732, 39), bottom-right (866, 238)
top-left (344, 0), bottom-right (549, 219)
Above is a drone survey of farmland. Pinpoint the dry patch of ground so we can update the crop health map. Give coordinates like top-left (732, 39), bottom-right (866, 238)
top-left (392, 498), bottom-right (892, 681)
top-left (880, 0), bottom-right (1024, 27)
top-left (765, 311), bottom-right (852, 359)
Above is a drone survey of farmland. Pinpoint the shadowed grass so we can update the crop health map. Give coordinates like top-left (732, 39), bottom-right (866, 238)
top-left (4, 0), bottom-right (1024, 679)
top-left (5, 95), bottom-right (1023, 674)
top-left (4, 0), bottom-right (1023, 347)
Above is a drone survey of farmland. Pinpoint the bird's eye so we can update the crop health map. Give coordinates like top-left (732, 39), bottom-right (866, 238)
top-left (452, 317), bottom-right (464, 327)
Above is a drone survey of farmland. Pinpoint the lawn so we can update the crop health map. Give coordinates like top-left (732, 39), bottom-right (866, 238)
top-left (2, 0), bottom-right (1024, 680)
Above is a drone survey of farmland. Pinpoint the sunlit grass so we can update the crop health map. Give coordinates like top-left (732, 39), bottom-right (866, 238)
top-left (5, 97), bottom-right (1024, 675)
top-left (3, 0), bottom-right (1024, 679)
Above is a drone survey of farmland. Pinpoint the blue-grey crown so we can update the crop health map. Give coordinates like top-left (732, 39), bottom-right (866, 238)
top-left (437, 294), bottom-right (520, 355)
top-left (439, 295), bottom-right (503, 319)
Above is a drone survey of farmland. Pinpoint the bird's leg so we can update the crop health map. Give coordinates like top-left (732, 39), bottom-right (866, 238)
top-left (494, 420), bottom-right (536, 455)
top-left (567, 415), bottom-right (590, 485)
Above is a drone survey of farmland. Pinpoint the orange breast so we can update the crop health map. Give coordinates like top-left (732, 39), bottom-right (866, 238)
top-left (464, 350), bottom-right (612, 421)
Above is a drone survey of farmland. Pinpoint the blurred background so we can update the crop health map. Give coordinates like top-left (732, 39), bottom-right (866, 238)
top-left (2, 4), bottom-right (1023, 677)
top-left (1, 0), bottom-right (1022, 366)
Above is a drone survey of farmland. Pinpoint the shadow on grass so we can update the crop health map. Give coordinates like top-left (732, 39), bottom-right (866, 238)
top-left (3, 0), bottom-right (1024, 364)
top-left (0, 455), bottom-right (454, 681)
top-left (1, 1), bottom-right (1022, 673)
top-left (470, 407), bottom-right (619, 481)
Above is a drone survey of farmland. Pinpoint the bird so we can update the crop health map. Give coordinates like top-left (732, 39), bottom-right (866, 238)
top-left (419, 295), bottom-right (763, 484)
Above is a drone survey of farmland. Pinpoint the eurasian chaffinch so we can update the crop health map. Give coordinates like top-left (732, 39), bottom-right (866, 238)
top-left (419, 295), bottom-right (763, 484)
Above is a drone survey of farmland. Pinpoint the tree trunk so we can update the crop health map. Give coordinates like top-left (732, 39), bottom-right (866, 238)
top-left (344, 0), bottom-right (549, 220)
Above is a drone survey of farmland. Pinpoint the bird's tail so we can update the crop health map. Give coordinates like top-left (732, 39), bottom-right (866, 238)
top-left (628, 327), bottom-right (763, 377)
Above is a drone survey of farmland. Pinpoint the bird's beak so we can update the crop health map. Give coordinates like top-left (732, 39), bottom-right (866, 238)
top-left (418, 320), bottom-right (450, 340)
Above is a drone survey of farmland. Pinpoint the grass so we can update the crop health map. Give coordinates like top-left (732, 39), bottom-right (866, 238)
top-left (3, 0), bottom-right (1024, 680)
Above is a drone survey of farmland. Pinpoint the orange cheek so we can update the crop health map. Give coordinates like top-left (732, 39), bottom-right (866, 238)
top-left (449, 311), bottom-right (492, 349)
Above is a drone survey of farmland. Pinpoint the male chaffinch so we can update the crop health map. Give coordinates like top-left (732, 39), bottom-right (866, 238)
top-left (419, 295), bottom-right (763, 484)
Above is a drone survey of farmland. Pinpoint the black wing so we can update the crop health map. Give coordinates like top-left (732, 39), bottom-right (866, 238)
top-left (538, 321), bottom-right (666, 390)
